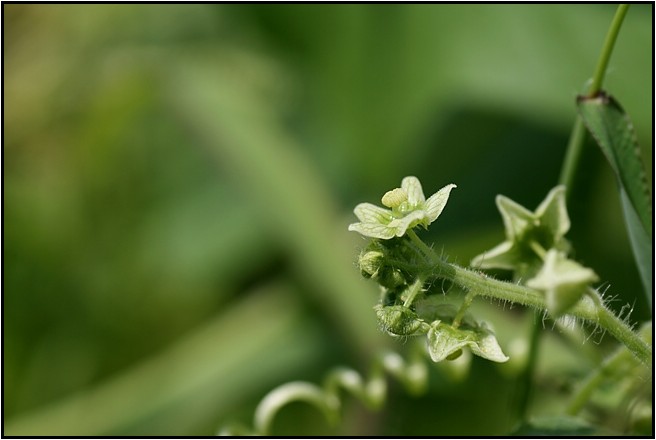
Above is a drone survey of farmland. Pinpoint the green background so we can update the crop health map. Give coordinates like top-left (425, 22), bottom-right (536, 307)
top-left (4, 4), bottom-right (652, 435)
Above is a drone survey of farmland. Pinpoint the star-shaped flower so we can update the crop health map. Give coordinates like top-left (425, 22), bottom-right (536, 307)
top-left (527, 249), bottom-right (598, 317)
top-left (471, 185), bottom-right (570, 277)
top-left (348, 176), bottom-right (457, 239)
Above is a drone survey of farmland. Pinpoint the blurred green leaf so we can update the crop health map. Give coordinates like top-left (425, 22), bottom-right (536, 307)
top-left (577, 93), bottom-right (652, 300)
top-left (5, 283), bottom-right (323, 436)
top-left (167, 52), bottom-right (386, 360)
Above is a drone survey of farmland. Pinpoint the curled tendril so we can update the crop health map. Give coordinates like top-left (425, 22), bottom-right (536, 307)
top-left (217, 349), bottom-right (429, 436)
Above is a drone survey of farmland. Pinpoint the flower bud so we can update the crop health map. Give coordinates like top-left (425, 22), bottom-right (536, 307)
top-left (527, 249), bottom-right (598, 317)
top-left (374, 305), bottom-right (426, 336)
top-left (358, 249), bottom-right (385, 278)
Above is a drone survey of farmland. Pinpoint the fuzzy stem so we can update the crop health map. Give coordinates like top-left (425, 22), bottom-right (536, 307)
top-left (407, 233), bottom-right (652, 367)
top-left (452, 290), bottom-right (476, 329)
top-left (402, 278), bottom-right (424, 308)
top-left (407, 229), bottom-right (436, 262)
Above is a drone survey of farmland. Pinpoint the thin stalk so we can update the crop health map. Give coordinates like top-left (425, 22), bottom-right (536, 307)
top-left (558, 117), bottom-right (588, 191)
top-left (402, 278), bottom-right (424, 308)
top-left (407, 229), bottom-right (436, 263)
top-left (515, 312), bottom-right (542, 421)
top-left (559, 4), bottom-right (630, 192)
top-left (588, 4), bottom-right (630, 97)
top-left (452, 290), bottom-right (476, 329)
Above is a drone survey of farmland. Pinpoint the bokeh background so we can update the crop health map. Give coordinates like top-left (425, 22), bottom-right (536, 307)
top-left (4, 4), bottom-right (652, 436)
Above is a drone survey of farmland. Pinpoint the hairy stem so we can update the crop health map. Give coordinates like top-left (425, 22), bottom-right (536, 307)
top-left (402, 278), bottom-right (424, 308)
top-left (452, 290), bottom-right (476, 329)
top-left (414, 238), bottom-right (651, 367)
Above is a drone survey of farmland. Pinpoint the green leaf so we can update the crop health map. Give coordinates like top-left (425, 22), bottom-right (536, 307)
top-left (620, 188), bottom-right (653, 299)
top-left (577, 92), bottom-right (652, 301)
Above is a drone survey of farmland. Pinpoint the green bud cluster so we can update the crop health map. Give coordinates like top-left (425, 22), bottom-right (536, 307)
top-left (357, 238), bottom-right (421, 290)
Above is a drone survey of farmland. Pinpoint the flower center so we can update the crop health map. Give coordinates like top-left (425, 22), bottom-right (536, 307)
top-left (381, 188), bottom-right (408, 209)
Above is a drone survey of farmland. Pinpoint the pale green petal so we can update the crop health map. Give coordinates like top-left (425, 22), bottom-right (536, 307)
top-left (469, 324), bottom-right (509, 363)
top-left (348, 222), bottom-right (398, 240)
top-left (427, 321), bottom-right (508, 363)
top-left (390, 210), bottom-right (429, 237)
top-left (401, 176), bottom-right (426, 205)
top-left (427, 322), bottom-right (470, 363)
top-left (352, 203), bottom-right (393, 224)
top-left (425, 184), bottom-right (457, 223)
top-left (535, 185), bottom-right (570, 241)
top-left (471, 240), bottom-right (520, 270)
top-left (496, 195), bottom-right (534, 240)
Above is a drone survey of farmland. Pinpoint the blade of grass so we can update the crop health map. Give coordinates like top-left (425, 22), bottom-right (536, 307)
top-left (577, 93), bottom-right (652, 300)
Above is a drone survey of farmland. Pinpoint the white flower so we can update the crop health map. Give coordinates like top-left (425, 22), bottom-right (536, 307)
top-left (348, 176), bottom-right (457, 239)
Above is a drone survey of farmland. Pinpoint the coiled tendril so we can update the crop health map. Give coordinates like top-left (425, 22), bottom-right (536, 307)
top-left (217, 348), bottom-right (428, 436)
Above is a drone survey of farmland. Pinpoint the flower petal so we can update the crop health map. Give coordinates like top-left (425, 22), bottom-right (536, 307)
top-left (535, 185), bottom-right (570, 241)
top-left (469, 324), bottom-right (509, 363)
top-left (425, 184), bottom-right (457, 223)
top-left (470, 240), bottom-right (520, 270)
top-left (496, 195), bottom-right (535, 240)
top-left (352, 203), bottom-right (393, 224)
top-left (348, 222), bottom-right (398, 240)
top-left (401, 176), bottom-right (426, 205)
top-left (390, 210), bottom-right (429, 237)
top-left (427, 321), bottom-right (470, 363)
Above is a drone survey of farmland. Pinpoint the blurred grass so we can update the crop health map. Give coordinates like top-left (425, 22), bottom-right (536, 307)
top-left (3, 4), bottom-right (652, 435)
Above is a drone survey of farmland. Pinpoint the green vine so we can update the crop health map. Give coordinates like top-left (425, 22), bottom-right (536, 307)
top-left (218, 347), bottom-right (429, 436)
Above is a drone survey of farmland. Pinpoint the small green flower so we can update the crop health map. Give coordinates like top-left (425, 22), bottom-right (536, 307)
top-left (349, 176), bottom-right (457, 239)
top-left (471, 185), bottom-right (570, 277)
top-left (427, 320), bottom-right (508, 363)
top-left (527, 249), bottom-right (598, 317)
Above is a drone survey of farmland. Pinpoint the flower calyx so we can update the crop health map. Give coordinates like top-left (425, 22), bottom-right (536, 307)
top-left (471, 185), bottom-right (571, 278)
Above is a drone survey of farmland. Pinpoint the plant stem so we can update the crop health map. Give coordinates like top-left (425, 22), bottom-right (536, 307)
top-left (407, 229), bottom-right (436, 262)
top-left (588, 4), bottom-right (630, 97)
top-left (452, 290), bottom-right (476, 329)
top-left (558, 4), bottom-right (630, 192)
top-left (515, 312), bottom-right (542, 421)
top-left (410, 237), bottom-right (651, 367)
top-left (402, 278), bottom-right (424, 308)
